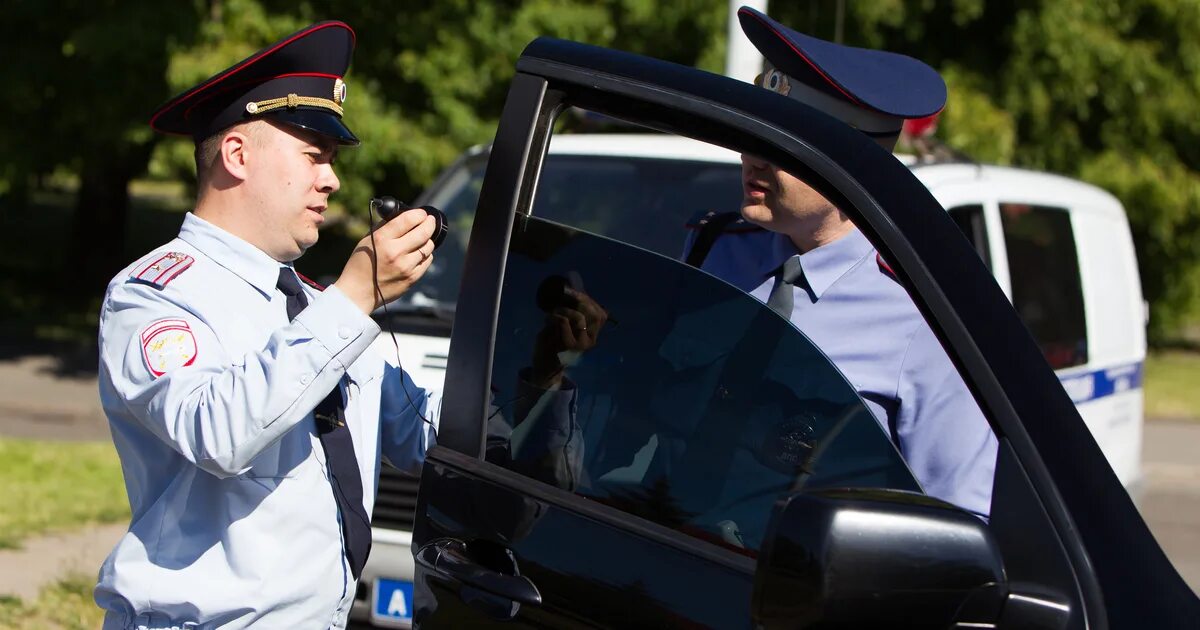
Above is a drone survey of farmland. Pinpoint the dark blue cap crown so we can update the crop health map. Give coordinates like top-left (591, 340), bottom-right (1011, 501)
top-left (738, 6), bottom-right (945, 137)
top-left (150, 21), bottom-right (359, 146)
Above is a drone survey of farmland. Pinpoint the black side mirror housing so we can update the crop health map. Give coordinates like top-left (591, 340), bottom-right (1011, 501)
top-left (752, 489), bottom-right (1006, 629)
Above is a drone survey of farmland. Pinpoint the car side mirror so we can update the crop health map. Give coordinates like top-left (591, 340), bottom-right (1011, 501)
top-left (753, 489), bottom-right (1006, 629)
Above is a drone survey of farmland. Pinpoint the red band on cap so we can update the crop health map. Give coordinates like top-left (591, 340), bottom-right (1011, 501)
top-left (738, 8), bottom-right (862, 107)
top-left (181, 72), bottom-right (342, 122)
top-left (150, 21), bottom-right (355, 131)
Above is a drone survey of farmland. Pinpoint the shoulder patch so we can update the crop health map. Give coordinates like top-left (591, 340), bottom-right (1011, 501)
top-left (130, 252), bottom-right (194, 289)
top-left (141, 318), bottom-right (198, 378)
top-left (683, 210), bottom-right (763, 234)
top-left (297, 272), bottom-right (325, 292)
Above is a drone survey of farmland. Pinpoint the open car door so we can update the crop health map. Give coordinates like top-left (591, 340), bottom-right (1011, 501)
top-left (408, 38), bottom-right (1199, 628)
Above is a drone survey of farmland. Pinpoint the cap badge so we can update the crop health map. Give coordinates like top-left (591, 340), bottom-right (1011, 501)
top-left (333, 78), bottom-right (347, 105)
top-left (763, 69), bottom-right (791, 96)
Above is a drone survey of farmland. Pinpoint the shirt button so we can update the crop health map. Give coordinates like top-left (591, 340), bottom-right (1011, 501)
top-left (300, 374), bottom-right (312, 385)
top-left (338, 326), bottom-right (354, 339)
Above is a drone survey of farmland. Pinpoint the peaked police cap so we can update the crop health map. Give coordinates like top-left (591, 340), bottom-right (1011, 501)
top-left (738, 6), bottom-right (945, 141)
top-left (150, 21), bottom-right (359, 146)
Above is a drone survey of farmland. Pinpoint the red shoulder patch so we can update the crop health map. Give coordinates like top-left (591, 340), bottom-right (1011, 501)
top-left (297, 272), bottom-right (325, 291)
top-left (131, 252), bottom-right (194, 289)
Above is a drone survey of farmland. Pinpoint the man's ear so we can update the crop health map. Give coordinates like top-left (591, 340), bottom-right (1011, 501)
top-left (219, 130), bottom-right (252, 182)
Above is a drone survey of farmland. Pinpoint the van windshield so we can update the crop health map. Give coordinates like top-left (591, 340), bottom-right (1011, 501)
top-left (390, 152), bottom-right (744, 318)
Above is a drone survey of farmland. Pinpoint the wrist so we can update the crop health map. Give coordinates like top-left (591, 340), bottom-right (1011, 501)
top-left (526, 364), bottom-right (565, 389)
top-left (331, 278), bottom-right (378, 315)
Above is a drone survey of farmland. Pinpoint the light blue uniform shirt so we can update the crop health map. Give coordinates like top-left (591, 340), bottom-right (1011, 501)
top-left (693, 225), bottom-right (996, 517)
top-left (95, 213), bottom-right (439, 629)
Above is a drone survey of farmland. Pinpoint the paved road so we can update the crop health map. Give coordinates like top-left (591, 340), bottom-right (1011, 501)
top-left (0, 354), bottom-right (1196, 599)
top-left (1138, 420), bottom-right (1200, 590)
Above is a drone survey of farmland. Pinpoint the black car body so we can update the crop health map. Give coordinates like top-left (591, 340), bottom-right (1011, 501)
top-left (406, 38), bottom-right (1200, 628)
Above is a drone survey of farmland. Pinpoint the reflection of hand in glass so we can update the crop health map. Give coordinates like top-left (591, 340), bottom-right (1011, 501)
top-left (529, 280), bottom-right (609, 389)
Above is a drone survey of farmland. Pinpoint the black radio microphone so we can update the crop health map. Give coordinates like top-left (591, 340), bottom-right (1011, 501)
top-left (369, 196), bottom-right (449, 249)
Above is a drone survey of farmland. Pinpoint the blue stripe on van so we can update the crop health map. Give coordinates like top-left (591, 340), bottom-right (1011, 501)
top-left (1057, 361), bottom-right (1144, 404)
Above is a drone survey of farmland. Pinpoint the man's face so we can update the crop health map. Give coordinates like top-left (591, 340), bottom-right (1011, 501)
top-left (242, 120), bottom-right (341, 262)
top-left (739, 153), bottom-right (837, 232)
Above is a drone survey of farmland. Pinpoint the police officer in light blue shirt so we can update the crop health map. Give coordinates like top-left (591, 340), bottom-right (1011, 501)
top-left (684, 7), bottom-right (997, 518)
top-left (94, 22), bottom-right (442, 629)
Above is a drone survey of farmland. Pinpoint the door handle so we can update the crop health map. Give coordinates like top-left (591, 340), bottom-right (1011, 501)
top-left (415, 538), bottom-right (543, 607)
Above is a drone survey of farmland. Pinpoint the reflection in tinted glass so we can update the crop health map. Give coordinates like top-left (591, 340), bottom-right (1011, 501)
top-left (948, 205), bottom-right (991, 271)
top-left (531, 156), bottom-right (743, 256)
top-left (412, 154), bottom-right (743, 308)
top-left (486, 217), bottom-right (920, 556)
top-left (1000, 204), bottom-right (1088, 369)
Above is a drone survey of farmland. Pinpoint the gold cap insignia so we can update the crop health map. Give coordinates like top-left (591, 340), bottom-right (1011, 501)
top-left (762, 69), bottom-right (791, 96)
top-left (334, 78), bottom-right (347, 105)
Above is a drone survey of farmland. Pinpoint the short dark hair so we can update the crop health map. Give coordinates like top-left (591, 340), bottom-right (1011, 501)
top-left (193, 133), bottom-right (224, 188)
top-left (193, 121), bottom-right (266, 190)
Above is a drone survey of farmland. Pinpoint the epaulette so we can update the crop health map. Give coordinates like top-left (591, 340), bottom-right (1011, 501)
top-left (297, 272), bottom-right (325, 292)
top-left (876, 253), bottom-right (899, 282)
top-left (683, 210), bottom-right (763, 234)
top-left (130, 252), bottom-right (194, 289)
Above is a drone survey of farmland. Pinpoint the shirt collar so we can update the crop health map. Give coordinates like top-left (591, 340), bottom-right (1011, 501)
top-left (765, 227), bottom-right (875, 300)
top-left (177, 212), bottom-right (286, 297)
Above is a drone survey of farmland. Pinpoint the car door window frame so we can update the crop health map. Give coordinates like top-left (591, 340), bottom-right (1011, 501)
top-left (430, 37), bottom-right (1196, 628)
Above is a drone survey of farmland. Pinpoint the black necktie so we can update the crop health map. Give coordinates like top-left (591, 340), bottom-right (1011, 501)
top-left (766, 255), bottom-right (804, 319)
top-left (277, 268), bottom-right (372, 580)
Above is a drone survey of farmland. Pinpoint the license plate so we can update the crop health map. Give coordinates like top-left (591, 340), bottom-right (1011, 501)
top-left (372, 578), bottom-right (414, 624)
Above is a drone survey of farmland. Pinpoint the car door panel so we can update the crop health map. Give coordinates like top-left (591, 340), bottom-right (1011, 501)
top-left (414, 36), bottom-right (1199, 629)
top-left (415, 448), bottom-right (754, 628)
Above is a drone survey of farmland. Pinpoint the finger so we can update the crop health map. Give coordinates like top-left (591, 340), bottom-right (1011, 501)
top-left (402, 248), bottom-right (434, 274)
top-left (393, 215), bottom-right (437, 254)
top-left (553, 307), bottom-right (588, 332)
top-left (550, 313), bottom-right (579, 347)
top-left (375, 208), bottom-right (429, 239)
top-left (564, 288), bottom-right (608, 324)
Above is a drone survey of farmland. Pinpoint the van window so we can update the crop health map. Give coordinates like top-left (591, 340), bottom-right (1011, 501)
top-left (1000, 203), bottom-right (1088, 369)
top-left (948, 205), bottom-right (990, 270)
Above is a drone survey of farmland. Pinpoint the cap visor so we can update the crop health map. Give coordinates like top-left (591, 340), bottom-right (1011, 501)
top-left (265, 109), bottom-right (360, 146)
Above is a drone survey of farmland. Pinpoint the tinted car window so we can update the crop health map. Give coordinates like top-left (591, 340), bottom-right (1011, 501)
top-left (1000, 203), bottom-right (1088, 369)
top-left (413, 153), bottom-right (743, 308)
top-left (948, 205), bottom-right (991, 271)
top-left (485, 216), bottom-right (921, 555)
top-left (532, 156), bottom-right (743, 255)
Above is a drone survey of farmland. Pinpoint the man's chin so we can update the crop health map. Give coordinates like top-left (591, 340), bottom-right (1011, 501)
top-left (282, 238), bottom-right (316, 262)
top-left (739, 201), bottom-right (773, 228)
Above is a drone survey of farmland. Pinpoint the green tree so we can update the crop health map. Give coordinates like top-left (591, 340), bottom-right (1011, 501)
top-left (0, 0), bottom-right (200, 295)
top-left (777, 0), bottom-right (1200, 342)
top-left (11, 1), bottom-right (1200, 343)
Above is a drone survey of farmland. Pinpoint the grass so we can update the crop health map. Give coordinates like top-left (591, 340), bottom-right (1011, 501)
top-left (0, 439), bottom-right (128, 550)
top-left (0, 573), bottom-right (104, 629)
top-left (1145, 350), bottom-right (1200, 420)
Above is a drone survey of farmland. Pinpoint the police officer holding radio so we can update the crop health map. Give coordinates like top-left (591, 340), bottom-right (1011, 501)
top-left (685, 7), bottom-right (997, 518)
top-left (93, 22), bottom-right (435, 629)
top-left (93, 21), bottom-right (581, 629)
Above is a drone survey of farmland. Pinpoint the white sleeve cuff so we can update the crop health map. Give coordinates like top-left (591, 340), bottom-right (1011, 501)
top-left (293, 285), bottom-right (382, 370)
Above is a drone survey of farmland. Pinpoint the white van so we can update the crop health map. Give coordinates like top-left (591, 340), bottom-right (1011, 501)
top-left (353, 133), bottom-right (1147, 626)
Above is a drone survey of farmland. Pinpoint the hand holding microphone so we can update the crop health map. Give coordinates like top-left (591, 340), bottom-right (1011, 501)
top-left (370, 196), bottom-right (449, 249)
top-left (529, 272), bottom-right (611, 388)
top-left (333, 198), bottom-right (448, 314)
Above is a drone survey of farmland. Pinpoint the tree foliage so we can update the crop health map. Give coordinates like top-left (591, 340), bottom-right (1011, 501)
top-left (776, 0), bottom-right (1200, 341)
top-left (5, 0), bottom-right (1200, 341)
